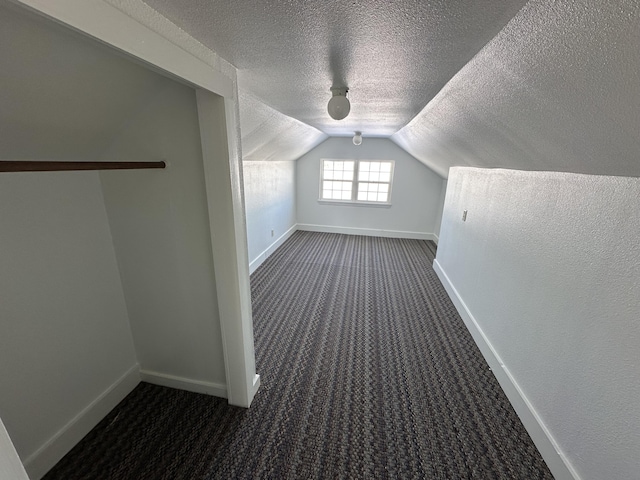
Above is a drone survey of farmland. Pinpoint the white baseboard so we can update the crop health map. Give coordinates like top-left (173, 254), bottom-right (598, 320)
top-left (432, 259), bottom-right (580, 480)
top-left (432, 233), bottom-right (439, 245)
top-left (139, 370), bottom-right (227, 398)
top-left (297, 223), bottom-right (437, 241)
top-left (249, 224), bottom-right (298, 274)
top-left (24, 365), bottom-right (141, 480)
top-left (248, 374), bottom-right (261, 405)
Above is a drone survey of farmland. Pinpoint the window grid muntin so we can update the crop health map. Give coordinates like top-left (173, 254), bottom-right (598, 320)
top-left (320, 159), bottom-right (394, 204)
top-left (321, 160), bottom-right (355, 200)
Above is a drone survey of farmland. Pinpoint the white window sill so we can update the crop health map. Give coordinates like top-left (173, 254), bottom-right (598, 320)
top-left (317, 199), bottom-right (392, 208)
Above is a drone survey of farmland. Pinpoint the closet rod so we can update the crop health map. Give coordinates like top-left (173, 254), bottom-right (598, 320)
top-left (0, 160), bottom-right (166, 172)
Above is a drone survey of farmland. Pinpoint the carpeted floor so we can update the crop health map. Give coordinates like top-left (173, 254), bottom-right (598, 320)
top-left (44, 231), bottom-right (553, 479)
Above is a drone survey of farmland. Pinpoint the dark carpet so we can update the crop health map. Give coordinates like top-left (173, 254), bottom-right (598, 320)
top-left (44, 231), bottom-right (553, 479)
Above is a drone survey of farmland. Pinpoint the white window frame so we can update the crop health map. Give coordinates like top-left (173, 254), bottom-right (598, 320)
top-left (318, 159), bottom-right (395, 207)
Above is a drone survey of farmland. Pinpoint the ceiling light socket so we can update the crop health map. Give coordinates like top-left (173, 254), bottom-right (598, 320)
top-left (327, 87), bottom-right (350, 120)
top-left (353, 131), bottom-right (363, 146)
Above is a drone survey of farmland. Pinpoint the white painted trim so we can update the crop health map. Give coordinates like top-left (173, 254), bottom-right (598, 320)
top-left (297, 223), bottom-right (437, 242)
top-left (251, 374), bottom-right (261, 399)
top-left (13, 0), bottom-right (233, 97)
top-left (0, 418), bottom-right (29, 480)
top-left (317, 200), bottom-right (392, 208)
top-left (432, 259), bottom-right (581, 480)
top-left (197, 90), bottom-right (259, 408)
top-left (24, 365), bottom-right (140, 480)
top-left (432, 233), bottom-right (439, 245)
top-left (249, 224), bottom-right (298, 274)
top-left (140, 370), bottom-right (227, 398)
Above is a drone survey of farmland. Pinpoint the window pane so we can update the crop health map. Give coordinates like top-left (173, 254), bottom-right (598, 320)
top-left (322, 159), bottom-right (392, 203)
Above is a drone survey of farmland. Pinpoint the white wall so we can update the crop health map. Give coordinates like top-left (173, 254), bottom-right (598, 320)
top-left (243, 161), bottom-right (297, 272)
top-left (0, 173), bottom-right (138, 476)
top-left (435, 167), bottom-right (640, 480)
top-left (100, 81), bottom-right (227, 393)
top-left (296, 137), bottom-right (443, 239)
top-left (433, 178), bottom-right (448, 242)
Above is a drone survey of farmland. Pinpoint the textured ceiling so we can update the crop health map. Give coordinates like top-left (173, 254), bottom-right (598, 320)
top-left (392, 0), bottom-right (640, 178)
top-left (239, 90), bottom-right (327, 162)
top-left (142, 0), bottom-right (528, 137)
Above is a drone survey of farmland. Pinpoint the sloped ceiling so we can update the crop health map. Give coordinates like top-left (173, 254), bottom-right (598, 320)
top-left (139, 0), bottom-right (640, 179)
top-left (239, 90), bottom-right (327, 163)
top-left (10, 0), bottom-right (637, 179)
top-left (0, 2), bottom-right (172, 162)
top-left (392, 0), bottom-right (640, 178)
top-left (142, 0), bottom-right (527, 134)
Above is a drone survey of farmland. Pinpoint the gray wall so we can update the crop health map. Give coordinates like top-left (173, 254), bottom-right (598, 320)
top-left (435, 167), bottom-right (640, 480)
top-left (0, 172), bottom-right (137, 464)
top-left (243, 161), bottom-right (297, 270)
top-left (100, 81), bottom-right (226, 388)
top-left (296, 137), bottom-right (443, 238)
top-left (0, 4), bottom-right (227, 476)
top-left (0, 3), bottom-right (154, 472)
top-left (0, 2), bottom-right (166, 162)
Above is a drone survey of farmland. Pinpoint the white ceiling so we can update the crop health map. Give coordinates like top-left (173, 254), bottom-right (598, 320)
top-left (142, 0), bottom-right (528, 137)
top-left (393, 0), bottom-right (640, 178)
top-left (8, 0), bottom-right (636, 179)
top-left (138, 0), bottom-right (640, 180)
top-left (239, 90), bottom-right (327, 163)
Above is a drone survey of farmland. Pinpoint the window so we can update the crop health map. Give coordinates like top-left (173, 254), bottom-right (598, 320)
top-left (320, 159), bottom-right (394, 204)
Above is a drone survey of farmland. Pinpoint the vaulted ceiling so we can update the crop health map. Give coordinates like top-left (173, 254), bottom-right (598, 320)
top-left (138, 0), bottom-right (640, 179)
top-left (143, 0), bottom-right (527, 137)
top-left (6, 0), bottom-right (636, 180)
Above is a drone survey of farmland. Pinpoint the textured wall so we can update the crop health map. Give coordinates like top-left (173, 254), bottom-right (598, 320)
top-left (243, 161), bottom-right (297, 265)
top-left (100, 82), bottom-right (226, 386)
top-left (436, 167), bottom-right (640, 480)
top-left (0, 172), bottom-right (137, 462)
top-left (296, 137), bottom-right (442, 236)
